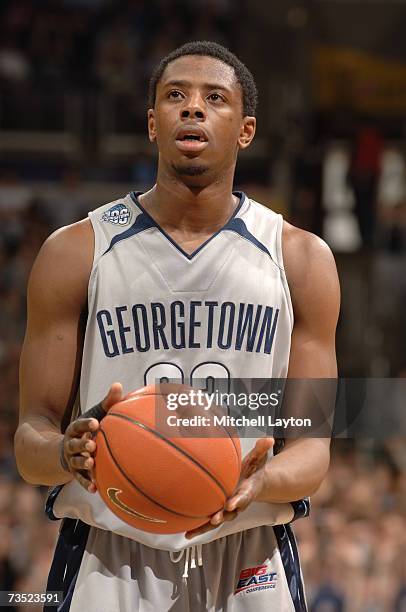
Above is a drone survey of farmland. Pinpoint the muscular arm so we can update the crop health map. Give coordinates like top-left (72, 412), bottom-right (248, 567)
top-left (255, 222), bottom-right (340, 503)
top-left (15, 219), bottom-right (93, 486)
top-left (186, 224), bottom-right (340, 537)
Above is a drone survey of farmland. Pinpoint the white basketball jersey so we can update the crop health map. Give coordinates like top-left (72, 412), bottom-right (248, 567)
top-left (52, 191), bottom-right (296, 551)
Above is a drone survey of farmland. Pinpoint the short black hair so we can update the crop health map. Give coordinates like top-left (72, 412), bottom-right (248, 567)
top-left (148, 41), bottom-right (258, 117)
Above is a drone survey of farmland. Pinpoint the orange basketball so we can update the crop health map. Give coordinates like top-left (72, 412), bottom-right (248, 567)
top-left (94, 384), bottom-right (241, 534)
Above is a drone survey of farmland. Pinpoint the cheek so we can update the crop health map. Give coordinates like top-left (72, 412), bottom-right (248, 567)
top-left (220, 121), bottom-right (243, 149)
top-left (153, 112), bottom-right (173, 140)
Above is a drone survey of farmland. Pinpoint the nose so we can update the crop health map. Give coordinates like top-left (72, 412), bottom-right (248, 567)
top-left (180, 93), bottom-right (206, 121)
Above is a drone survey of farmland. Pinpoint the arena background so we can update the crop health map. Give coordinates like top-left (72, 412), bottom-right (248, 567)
top-left (1, 1), bottom-right (405, 610)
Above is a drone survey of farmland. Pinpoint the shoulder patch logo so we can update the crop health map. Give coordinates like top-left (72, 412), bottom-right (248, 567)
top-left (102, 203), bottom-right (131, 226)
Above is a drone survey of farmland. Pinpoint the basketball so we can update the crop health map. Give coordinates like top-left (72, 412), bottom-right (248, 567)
top-left (94, 384), bottom-right (241, 534)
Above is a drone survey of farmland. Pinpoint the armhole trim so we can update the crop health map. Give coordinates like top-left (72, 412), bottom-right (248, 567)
top-left (276, 214), bottom-right (294, 331)
top-left (87, 211), bottom-right (100, 309)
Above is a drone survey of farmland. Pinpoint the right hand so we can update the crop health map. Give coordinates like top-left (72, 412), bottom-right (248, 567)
top-left (61, 382), bottom-right (124, 492)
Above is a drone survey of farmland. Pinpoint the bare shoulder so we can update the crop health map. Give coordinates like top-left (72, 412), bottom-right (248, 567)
top-left (281, 221), bottom-right (340, 316)
top-left (28, 218), bottom-right (94, 313)
top-left (39, 217), bottom-right (93, 254)
top-left (282, 221), bottom-right (337, 281)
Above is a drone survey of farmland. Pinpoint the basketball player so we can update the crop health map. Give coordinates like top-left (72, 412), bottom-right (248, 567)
top-left (15, 42), bottom-right (340, 611)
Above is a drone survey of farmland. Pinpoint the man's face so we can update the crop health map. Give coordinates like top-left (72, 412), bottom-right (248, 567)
top-left (148, 55), bottom-right (256, 185)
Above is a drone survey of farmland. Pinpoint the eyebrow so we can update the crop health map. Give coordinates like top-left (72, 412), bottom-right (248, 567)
top-left (163, 79), bottom-right (232, 92)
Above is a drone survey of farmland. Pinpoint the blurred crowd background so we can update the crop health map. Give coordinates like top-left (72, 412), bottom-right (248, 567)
top-left (1, 0), bottom-right (406, 610)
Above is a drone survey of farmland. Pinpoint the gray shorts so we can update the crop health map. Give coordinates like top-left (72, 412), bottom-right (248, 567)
top-left (65, 524), bottom-right (306, 612)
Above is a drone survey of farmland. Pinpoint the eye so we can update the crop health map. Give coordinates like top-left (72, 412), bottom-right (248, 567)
top-left (168, 90), bottom-right (184, 100)
top-left (208, 93), bottom-right (224, 102)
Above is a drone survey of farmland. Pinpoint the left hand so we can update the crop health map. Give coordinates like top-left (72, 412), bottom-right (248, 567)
top-left (185, 437), bottom-right (274, 539)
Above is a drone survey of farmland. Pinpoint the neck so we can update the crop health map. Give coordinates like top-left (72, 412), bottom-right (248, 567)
top-left (139, 164), bottom-right (238, 232)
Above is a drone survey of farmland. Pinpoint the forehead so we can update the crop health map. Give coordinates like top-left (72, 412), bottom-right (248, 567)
top-left (159, 55), bottom-right (239, 91)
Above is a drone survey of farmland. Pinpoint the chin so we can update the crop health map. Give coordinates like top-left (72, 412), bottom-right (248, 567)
top-left (172, 162), bottom-right (210, 177)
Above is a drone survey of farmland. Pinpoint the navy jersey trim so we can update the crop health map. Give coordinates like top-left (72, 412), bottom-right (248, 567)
top-left (223, 217), bottom-right (271, 257)
top-left (223, 217), bottom-right (282, 270)
top-left (103, 211), bottom-right (155, 256)
top-left (46, 485), bottom-right (65, 521)
top-left (45, 518), bottom-right (90, 612)
top-left (273, 523), bottom-right (308, 612)
top-left (290, 498), bottom-right (310, 522)
top-left (130, 191), bottom-right (246, 260)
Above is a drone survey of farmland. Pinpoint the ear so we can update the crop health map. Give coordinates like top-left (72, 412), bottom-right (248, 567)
top-left (238, 116), bottom-right (256, 150)
top-left (147, 109), bottom-right (157, 142)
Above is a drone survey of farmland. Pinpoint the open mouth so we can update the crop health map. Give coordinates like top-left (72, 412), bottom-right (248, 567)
top-left (175, 129), bottom-right (209, 153)
top-left (177, 134), bottom-right (207, 142)
top-left (176, 126), bottom-right (209, 143)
